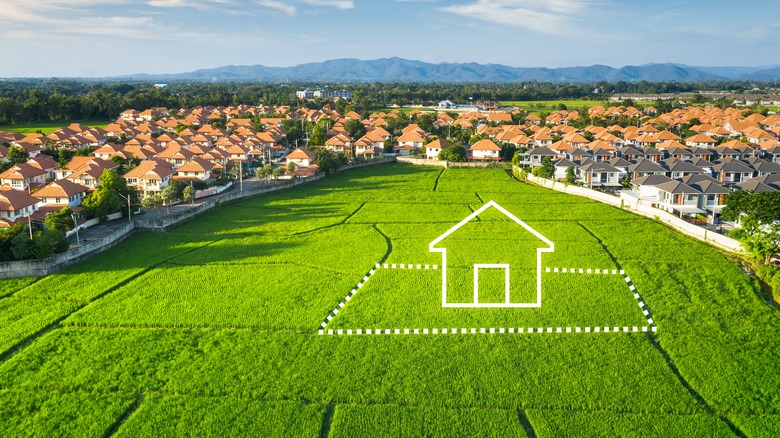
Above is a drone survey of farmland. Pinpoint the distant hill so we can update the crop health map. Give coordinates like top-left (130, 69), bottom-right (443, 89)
top-left (740, 66), bottom-right (780, 81)
top-left (118, 58), bottom-right (778, 83)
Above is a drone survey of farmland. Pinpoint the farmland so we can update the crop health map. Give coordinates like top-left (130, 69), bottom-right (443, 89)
top-left (500, 100), bottom-right (609, 113)
top-left (0, 119), bottom-right (110, 135)
top-left (1, 164), bottom-right (779, 436)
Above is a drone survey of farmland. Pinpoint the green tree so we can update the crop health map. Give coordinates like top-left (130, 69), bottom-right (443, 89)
top-left (566, 166), bottom-right (577, 184)
top-left (384, 137), bottom-right (395, 153)
top-left (438, 146), bottom-right (467, 162)
top-left (538, 156), bottom-right (554, 179)
top-left (256, 164), bottom-right (273, 180)
top-left (344, 119), bottom-right (366, 140)
top-left (82, 186), bottom-right (120, 221)
top-left (499, 144), bottom-right (516, 162)
top-left (45, 206), bottom-right (75, 233)
top-left (309, 125), bottom-right (326, 146)
top-left (10, 231), bottom-right (34, 260)
top-left (6, 145), bottom-right (29, 165)
top-left (271, 166), bottom-right (285, 180)
top-left (141, 195), bottom-right (162, 211)
top-left (313, 148), bottom-right (341, 175)
top-left (183, 185), bottom-right (196, 205)
top-left (722, 191), bottom-right (780, 264)
top-left (161, 185), bottom-right (178, 213)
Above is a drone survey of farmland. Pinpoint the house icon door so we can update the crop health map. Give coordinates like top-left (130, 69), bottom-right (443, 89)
top-left (474, 264), bottom-right (511, 304)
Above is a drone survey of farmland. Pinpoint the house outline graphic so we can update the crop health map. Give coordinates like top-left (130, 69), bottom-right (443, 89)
top-left (429, 200), bottom-right (555, 308)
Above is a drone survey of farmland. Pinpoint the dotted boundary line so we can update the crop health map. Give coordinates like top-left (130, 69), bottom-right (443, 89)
top-left (320, 326), bottom-right (657, 336)
top-left (545, 267), bottom-right (655, 326)
top-left (318, 263), bottom-right (656, 335)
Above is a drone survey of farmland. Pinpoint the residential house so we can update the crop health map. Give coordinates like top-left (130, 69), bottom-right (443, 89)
top-left (123, 159), bottom-right (176, 198)
top-left (28, 154), bottom-right (58, 179)
top-left (607, 157), bottom-right (632, 177)
top-left (736, 174), bottom-right (780, 193)
top-left (324, 134), bottom-right (353, 153)
top-left (525, 114), bottom-right (542, 125)
top-left (681, 174), bottom-right (728, 222)
top-left (627, 158), bottom-right (667, 179)
top-left (689, 157), bottom-right (715, 176)
top-left (94, 143), bottom-right (125, 161)
top-left (426, 138), bottom-right (455, 160)
top-left (285, 147), bottom-right (317, 168)
top-left (60, 158), bottom-right (119, 189)
top-left (662, 158), bottom-right (704, 180)
top-left (0, 187), bottom-right (39, 227)
top-left (764, 145), bottom-right (780, 163)
top-left (591, 148), bottom-right (614, 163)
top-left (531, 131), bottom-right (553, 147)
top-left (685, 134), bottom-right (717, 148)
top-left (713, 159), bottom-right (755, 184)
top-left (395, 131), bottom-right (425, 155)
top-left (578, 161), bottom-right (623, 187)
top-left (0, 162), bottom-right (47, 192)
top-left (553, 158), bottom-right (578, 180)
top-left (157, 145), bottom-right (196, 169)
top-left (618, 147), bottom-right (645, 162)
top-left (174, 157), bottom-right (215, 183)
top-left (641, 147), bottom-right (664, 163)
top-left (564, 148), bottom-right (591, 163)
top-left (746, 157), bottom-right (780, 177)
top-left (469, 139), bottom-right (501, 161)
top-left (623, 174), bottom-right (676, 204)
top-left (528, 147), bottom-right (558, 167)
top-left (655, 180), bottom-right (704, 217)
top-left (32, 179), bottom-right (89, 221)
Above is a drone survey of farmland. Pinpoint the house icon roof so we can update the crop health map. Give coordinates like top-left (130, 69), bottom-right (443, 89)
top-left (429, 200), bottom-right (554, 308)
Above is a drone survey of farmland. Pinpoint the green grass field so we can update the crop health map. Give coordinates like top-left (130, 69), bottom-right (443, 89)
top-left (500, 99), bottom-right (609, 113)
top-left (0, 164), bottom-right (778, 436)
top-left (0, 120), bottom-right (110, 135)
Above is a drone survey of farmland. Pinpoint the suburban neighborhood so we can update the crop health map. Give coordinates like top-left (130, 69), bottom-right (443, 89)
top-left (2, 99), bottom-right (780, 244)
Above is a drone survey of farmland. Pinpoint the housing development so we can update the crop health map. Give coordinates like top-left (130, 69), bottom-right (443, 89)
top-left (2, 102), bottom-right (779, 231)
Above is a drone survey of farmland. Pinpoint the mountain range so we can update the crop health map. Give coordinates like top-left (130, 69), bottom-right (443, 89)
top-left (120, 58), bottom-right (780, 83)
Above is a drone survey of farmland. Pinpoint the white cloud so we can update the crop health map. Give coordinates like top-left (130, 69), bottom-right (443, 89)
top-left (441, 0), bottom-right (586, 34)
top-left (303, 0), bottom-right (354, 9)
top-left (256, 0), bottom-right (297, 15)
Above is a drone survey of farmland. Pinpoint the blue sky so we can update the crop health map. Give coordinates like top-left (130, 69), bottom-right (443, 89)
top-left (0, 0), bottom-right (777, 77)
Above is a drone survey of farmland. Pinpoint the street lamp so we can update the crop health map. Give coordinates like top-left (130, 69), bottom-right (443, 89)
top-left (117, 193), bottom-right (132, 225)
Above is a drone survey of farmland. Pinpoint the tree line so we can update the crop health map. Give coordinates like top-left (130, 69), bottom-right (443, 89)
top-left (0, 79), bottom-right (773, 125)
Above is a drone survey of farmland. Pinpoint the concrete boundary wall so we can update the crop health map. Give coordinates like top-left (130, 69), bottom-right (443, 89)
top-left (396, 156), bottom-right (508, 168)
top-left (0, 158), bottom-right (395, 279)
top-left (0, 223), bottom-right (136, 279)
top-left (521, 171), bottom-right (742, 254)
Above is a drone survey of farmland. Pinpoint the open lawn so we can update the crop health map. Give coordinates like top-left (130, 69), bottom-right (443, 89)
top-left (0, 120), bottom-right (110, 135)
top-left (0, 164), bottom-right (778, 436)
top-left (500, 100), bottom-right (611, 114)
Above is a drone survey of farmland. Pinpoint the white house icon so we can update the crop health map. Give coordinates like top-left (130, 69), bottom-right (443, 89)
top-left (429, 201), bottom-right (554, 308)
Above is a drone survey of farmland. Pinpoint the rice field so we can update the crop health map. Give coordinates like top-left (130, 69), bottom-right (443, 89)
top-left (0, 164), bottom-right (778, 436)
top-left (0, 120), bottom-right (110, 135)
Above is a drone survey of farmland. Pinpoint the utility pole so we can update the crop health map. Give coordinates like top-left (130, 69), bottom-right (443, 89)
top-left (71, 213), bottom-right (80, 246)
top-left (117, 193), bottom-right (132, 225)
